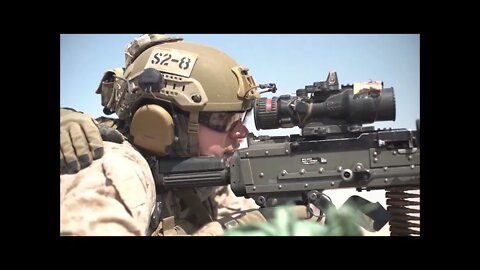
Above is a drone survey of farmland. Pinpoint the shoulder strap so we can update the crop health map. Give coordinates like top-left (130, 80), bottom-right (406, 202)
top-left (174, 189), bottom-right (213, 226)
top-left (150, 216), bottom-right (188, 236)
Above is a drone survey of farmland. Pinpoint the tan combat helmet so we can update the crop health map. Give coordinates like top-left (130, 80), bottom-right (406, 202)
top-left (96, 34), bottom-right (260, 156)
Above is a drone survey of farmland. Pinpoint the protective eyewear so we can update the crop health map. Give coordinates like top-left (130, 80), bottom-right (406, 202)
top-left (198, 111), bottom-right (247, 133)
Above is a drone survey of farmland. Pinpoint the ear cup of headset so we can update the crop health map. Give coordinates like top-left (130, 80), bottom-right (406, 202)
top-left (130, 104), bottom-right (174, 156)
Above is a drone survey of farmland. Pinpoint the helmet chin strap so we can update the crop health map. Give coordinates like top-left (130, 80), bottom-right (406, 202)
top-left (187, 111), bottom-right (199, 156)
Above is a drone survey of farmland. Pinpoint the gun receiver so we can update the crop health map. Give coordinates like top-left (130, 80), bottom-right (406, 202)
top-left (230, 129), bottom-right (419, 202)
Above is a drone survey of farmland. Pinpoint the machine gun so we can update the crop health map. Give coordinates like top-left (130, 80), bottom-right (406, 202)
top-left (152, 72), bottom-right (420, 236)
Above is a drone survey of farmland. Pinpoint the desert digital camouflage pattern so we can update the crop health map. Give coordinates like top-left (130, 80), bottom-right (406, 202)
top-left (60, 141), bottom-right (156, 236)
top-left (60, 140), bottom-right (263, 236)
top-left (192, 186), bottom-right (262, 236)
top-left (152, 185), bottom-right (262, 236)
top-left (213, 185), bottom-right (259, 219)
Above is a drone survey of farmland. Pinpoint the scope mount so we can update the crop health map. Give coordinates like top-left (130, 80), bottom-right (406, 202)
top-left (301, 123), bottom-right (375, 137)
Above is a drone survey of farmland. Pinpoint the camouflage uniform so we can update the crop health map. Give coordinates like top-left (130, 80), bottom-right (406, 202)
top-left (60, 140), bottom-right (259, 236)
top-left (61, 35), bottom-right (264, 236)
top-left (61, 141), bottom-right (155, 235)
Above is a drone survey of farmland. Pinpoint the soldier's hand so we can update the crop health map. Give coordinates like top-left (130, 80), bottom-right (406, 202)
top-left (223, 205), bottom-right (331, 236)
top-left (218, 205), bottom-right (311, 230)
top-left (60, 108), bottom-right (104, 174)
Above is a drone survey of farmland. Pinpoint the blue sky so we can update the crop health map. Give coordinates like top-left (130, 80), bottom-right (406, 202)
top-left (60, 34), bottom-right (419, 137)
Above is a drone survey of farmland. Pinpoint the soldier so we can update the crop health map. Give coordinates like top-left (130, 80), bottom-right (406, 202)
top-left (60, 34), bottom-right (279, 236)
